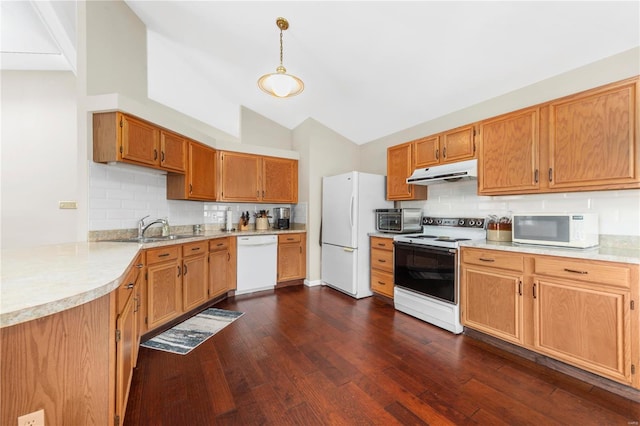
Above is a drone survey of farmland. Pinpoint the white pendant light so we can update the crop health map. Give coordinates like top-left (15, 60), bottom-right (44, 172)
top-left (257, 17), bottom-right (304, 98)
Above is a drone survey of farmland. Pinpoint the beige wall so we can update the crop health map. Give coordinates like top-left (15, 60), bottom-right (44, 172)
top-left (359, 47), bottom-right (640, 175)
top-left (293, 118), bottom-right (359, 283)
top-left (1, 71), bottom-right (80, 248)
top-left (240, 106), bottom-right (293, 151)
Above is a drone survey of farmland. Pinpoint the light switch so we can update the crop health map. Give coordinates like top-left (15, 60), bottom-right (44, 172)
top-left (59, 201), bottom-right (78, 209)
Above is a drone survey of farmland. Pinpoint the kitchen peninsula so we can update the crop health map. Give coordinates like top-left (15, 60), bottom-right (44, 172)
top-left (0, 226), bottom-right (306, 426)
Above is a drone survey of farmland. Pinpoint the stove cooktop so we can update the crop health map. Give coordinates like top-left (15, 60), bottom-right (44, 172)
top-left (393, 217), bottom-right (487, 248)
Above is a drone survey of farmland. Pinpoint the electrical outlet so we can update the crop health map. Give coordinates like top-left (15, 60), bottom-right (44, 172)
top-left (58, 201), bottom-right (78, 209)
top-left (17, 409), bottom-right (44, 426)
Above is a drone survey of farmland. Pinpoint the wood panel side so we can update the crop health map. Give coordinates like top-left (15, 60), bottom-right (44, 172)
top-left (1, 295), bottom-right (112, 426)
top-left (93, 111), bottom-right (119, 163)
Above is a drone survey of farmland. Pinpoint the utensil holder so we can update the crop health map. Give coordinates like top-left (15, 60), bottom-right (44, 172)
top-left (238, 222), bottom-right (249, 231)
top-left (255, 217), bottom-right (269, 230)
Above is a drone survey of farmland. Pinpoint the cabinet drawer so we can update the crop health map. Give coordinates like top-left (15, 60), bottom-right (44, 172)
top-left (209, 237), bottom-right (229, 251)
top-left (146, 245), bottom-right (180, 264)
top-left (279, 233), bottom-right (302, 244)
top-left (371, 269), bottom-right (394, 298)
top-left (371, 236), bottom-right (394, 251)
top-left (183, 241), bottom-right (208, 257)
top-left (117, 258), bottom-right (142, 313)
top-left (534, 256), bottom-right (632, 289)
top-left (371, 248), bottom-right (393, 272)
top-left (462, 248), bottom-right (524, 272)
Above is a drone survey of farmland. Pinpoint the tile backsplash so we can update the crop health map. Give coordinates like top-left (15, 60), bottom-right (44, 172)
top-left (88, 162), bottom-right (306, 231)
top-left (401, 179), bottom-right (640, 236)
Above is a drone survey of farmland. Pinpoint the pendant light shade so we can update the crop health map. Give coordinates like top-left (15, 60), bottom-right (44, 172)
top-left (258, 17), bottom-right (304, 98)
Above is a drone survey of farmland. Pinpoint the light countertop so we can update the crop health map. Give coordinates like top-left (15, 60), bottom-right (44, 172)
top-left (1, 228), bottom-right (306, 328)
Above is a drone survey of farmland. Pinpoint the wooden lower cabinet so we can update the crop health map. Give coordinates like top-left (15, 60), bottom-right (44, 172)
top-left (182, 241), bottom-right (209, 312)
top-left (370, 236), bottom-right (394, 298)
top-left (146, 245), bottom-right (182, 330)
top-left (277, 233), bottom-right (306, 282)
top-left (209, 237), bottom-right (236, 298)
top-left (461, 247), bottom-right (639, 389)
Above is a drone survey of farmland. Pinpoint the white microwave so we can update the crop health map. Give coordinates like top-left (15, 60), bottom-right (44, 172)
top-left (512, 213), bottom-right (599, 248)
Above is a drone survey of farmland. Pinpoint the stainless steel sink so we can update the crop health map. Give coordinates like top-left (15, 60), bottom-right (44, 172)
top-left (108, 235), bottom-right (195, 243)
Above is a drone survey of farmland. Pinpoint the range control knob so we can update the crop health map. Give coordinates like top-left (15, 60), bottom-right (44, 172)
top-left (437, 219), bottom-right (443, 225)
top-left (468, 219), bottom-right (476, 226)
top-left (476, 219), bottom-right (484, 227)
top-left (458, 219), bottom-right (465, 226)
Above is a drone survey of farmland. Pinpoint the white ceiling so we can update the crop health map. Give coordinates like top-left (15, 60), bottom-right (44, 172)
top-left (3, 1), bottom-right (639, 144)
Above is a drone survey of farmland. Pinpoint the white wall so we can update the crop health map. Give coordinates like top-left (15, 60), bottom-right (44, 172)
top-left (1, 71), bottom-right (80, 248)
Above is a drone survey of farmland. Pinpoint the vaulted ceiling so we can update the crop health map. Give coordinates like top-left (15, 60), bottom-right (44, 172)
top-left (3, 1), bottom-right (639, 144)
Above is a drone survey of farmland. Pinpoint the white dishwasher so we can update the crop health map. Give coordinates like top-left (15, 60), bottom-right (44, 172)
top-left (236, 234), bottom-right (278, 295)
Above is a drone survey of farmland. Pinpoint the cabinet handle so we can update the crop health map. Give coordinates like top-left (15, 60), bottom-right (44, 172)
top-left (183, 265), bottom-right (188, 275)
top-left (548, 168), bottom-right (553, 182)
top-left (136, 263), bottom-right (144, 268)
top-left (533, 283), bottom-right (537, 299)
top-left (154, 149), bottom-right (158, 160)
top-left (227, 253), bottom-right (230, 261)
top-left (216, 242), bottom-right (224, 246)
top-left (518, 280), bottom-right (522, 296)
top-left (161, 151), bottom-right (165, 162)
top-left (442, 147), bottom-right (447, 158)
top-left (377, 243), bottom-right (385, 247)
top-left (479, 258), bottom-right (495, 262)
top-left (287, 238), bottom-right (295, 241)
top-left (378, 281), bottom-right (386, 285)
top-left (177, 265), bottom-right (181, 277)
top-left (133, 296), bottom-right (139, 313)
top-left (564, 268), bottom-right (588, 275)
top-left (262, 190), bottom-right (265, 198)
top-left (191, 247), bottom-right (200, 251)
top-left (378, 259), bottom-right (386, 263)
top-left (534, 169), bottom-right (539, 183)
top-left (190, 184), bottom-right (193, 194)
top-left (159, 253), bottom-right (170, 258)
top-left (126, 283), bottom-right (134, 290)
top-left (435, 149), bottom-right (439, 160)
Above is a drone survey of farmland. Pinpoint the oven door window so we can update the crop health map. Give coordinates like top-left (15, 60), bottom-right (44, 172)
top-left (394, 243), bottom-right (456, 304)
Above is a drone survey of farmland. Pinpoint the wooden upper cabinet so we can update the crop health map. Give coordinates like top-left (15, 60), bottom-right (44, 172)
top-left (478, 108), bottom-right (540, 195)
top-left (387, 142), bottom-right (427, 201)
top-left (442, 124), bottom-right (477, 163)
top-left (188, 141), bottom-right (216, 200)
top-left (95, 112), bottom-right (194, 172)
top-left (414, 135), bottom-right (440, 167)
top-left (218, 152), bottom-right (261, 201)
top-left (548, 78), bottom-right (639, 190)
top-left (217, 151), bottom-right (298, 203)
top-left (160, 130), bottom-right (186, 173)
top-left (262, 156), bottom-right (298, 203)
top-left (414, 125), bottom-right (476, 168)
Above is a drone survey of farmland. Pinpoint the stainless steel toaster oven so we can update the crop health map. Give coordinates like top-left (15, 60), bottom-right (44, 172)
top-left (375, 208), bottom-right (422, 233)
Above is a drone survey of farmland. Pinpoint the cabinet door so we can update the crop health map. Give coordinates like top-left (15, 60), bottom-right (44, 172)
top-left (387, 143), bottom-right (427, 201)
top-left (479, 108), bottom-right (540, 194)
top-left (160, 130), bottom-right (186, 172)
top-left (533, 278), bottom-right (631, 384)
top-left (218, 151), bottom-right (261, 201)
top-left (277, 235), bottom-right (306, 282)
top-left (208, 249), bottom-right (229, 298)
top-left (461, 267), bottom-right (524, 345)
top-left (262, 157), bottom-right (298, 203)
top-left (442, 124), bottom-right (476, 163)
top-left (182, 254), bottom-right (208, 312)
top-left (548, 79), bottom-right (638, 189)
top-left (147, 260), bottom-right (182, 330)
top-left (188, 141), bottom-right (216, 200)
top-left (121, 114), bottom-right (159, 166)
top-left (115, 291), bottom-right (136, 425)
top-left (414, 135), bottom-right (440, 168)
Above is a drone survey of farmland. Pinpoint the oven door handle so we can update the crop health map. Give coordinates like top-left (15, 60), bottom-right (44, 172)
top-left (393, 241), bottom-right (456, 256)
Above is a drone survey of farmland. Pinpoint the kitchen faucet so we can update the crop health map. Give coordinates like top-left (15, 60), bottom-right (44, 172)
top-left (138, 215), bottom-right (170, 238)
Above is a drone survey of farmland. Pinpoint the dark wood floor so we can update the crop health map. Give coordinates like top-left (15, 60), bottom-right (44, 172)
top-left (124, 286), bottom-right (640, 425)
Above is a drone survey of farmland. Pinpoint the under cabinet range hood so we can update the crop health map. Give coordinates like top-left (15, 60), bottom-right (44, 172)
top-left (407, 159), bottom-right (478, 185)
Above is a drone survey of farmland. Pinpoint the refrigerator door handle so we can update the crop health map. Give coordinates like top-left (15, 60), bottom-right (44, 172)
top-left (349, 195), bottom-right (355, 228)
top-left (343, 247), bottom-right (354, 252)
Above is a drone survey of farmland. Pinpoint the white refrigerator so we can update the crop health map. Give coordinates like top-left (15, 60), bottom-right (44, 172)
top-left (321, 171), bottom-right (392, 298)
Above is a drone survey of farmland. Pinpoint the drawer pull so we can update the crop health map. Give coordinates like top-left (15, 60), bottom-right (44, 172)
top-left (479, 258), bottom-right (495, 262)
top-left (177, 265), bottom-right (181, 277)
top-left (159, 253), bottom-right (170, 258)
top-left (287, 238), bottom-right (295, 241)
top-left (377, 243), bottom-right (386, 247)
top-left (533, 283), bottom-right (537, 299)
top-left (191, 247), bottom-right (201, 251)
top-left (518, 280), bottom-right (522, 296)
top-left (564, 268), bottom-right (588, 275)
top-left (216, 243), bottom-right (224, 247)
top-left (378, 259), bottom-right (386, 263)
top-left (378, 281), bottom-right (386, 285)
